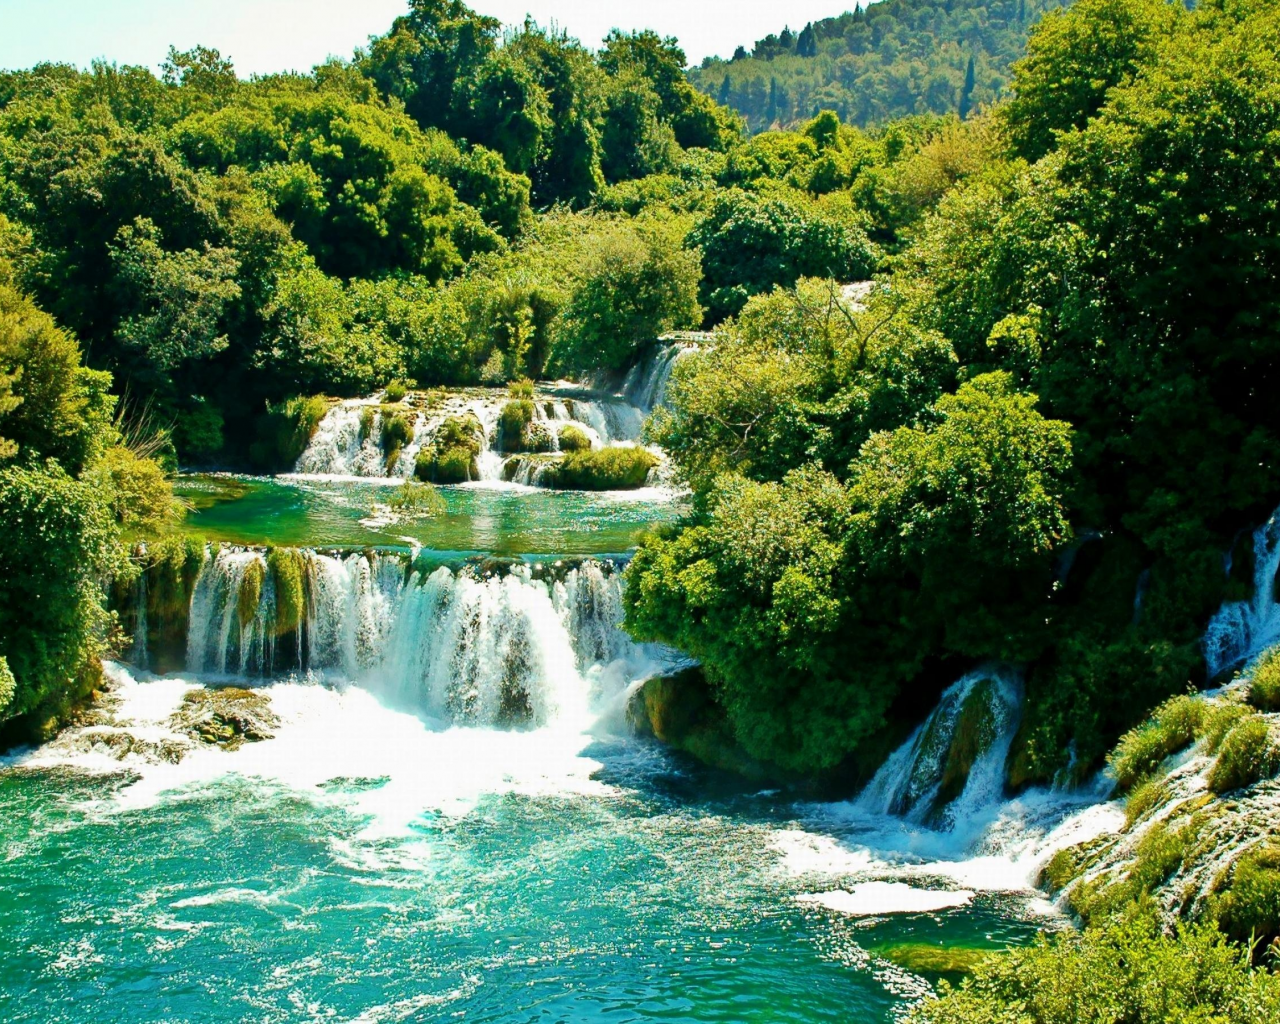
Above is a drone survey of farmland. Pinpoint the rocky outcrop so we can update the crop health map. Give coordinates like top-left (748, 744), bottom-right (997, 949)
top-left (626, 667), bottom-right (775, 782)
top-left (172, 687), bottom-right (279, 750)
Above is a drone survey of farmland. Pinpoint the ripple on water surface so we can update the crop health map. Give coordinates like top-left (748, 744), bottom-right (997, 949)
top-left (0, 669), bottom-right (1107, 1023)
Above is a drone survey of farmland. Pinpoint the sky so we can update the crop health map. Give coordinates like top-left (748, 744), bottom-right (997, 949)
top-left (0, 0), bottom-right (862, 75)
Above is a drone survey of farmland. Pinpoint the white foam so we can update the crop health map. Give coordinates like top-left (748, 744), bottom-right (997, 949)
top-left (798, 882), bottom-right (974, 916)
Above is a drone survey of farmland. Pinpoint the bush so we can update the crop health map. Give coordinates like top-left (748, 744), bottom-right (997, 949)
top-left (414, 415), bottom-right (482, 484)
top-left (359, 407), bottom-right (376, 443)
top-left (1211, 844), bottom-right (1280, 952)
top-left (496, 399), bottom-right (534, 452)
top-left (387, 480), bottom-right (446, 517)
top-left (1247, 648), bottom-right (1280, 712)
top-left (1108, 694), bottom-right (1205, 791)
top-left (250, 395), bottom-right (331, 472)
top-left (379, 410), bottom-right (416, 471)
top-left (907, 904), bottom-right (1280, 1024)
top-left (237, 558), bottom-right (265, 628)
top-left (543, 446), bottom-right (659, 490)
top-left (557, 424), bottom-right (592, 452)
top-left (384, 380), bottom-right (408, 403)
top-left (1207, 717), bottom-right (1279, 794)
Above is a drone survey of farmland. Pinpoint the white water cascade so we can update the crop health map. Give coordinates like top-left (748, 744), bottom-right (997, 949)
top-left (180, 547), bottom-right (670, 730)
top-left (856, 667), bottom-right (1024, 831)
top-left (1202, 509), bottom-right (1280, 678)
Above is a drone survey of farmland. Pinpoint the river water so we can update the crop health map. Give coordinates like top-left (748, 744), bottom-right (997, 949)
top-left (0, 370), bottom-right (1130, 1022)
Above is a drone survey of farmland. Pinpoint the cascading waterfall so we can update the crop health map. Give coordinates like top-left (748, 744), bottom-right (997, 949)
top-left (293, 391), bottom-right (655, 483)
top-left (161, 546), bottom-right (664, 731)
top-left (857, 667), bottom-right (1023, 831)
top-left (621, 343), bottom-right (695, 412)
top-left (1202, 509), bottom-right (1280, 677)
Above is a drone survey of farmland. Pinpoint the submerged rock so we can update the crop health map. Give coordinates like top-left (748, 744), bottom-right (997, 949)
top-left (173, 687), bottom-right (278, 750)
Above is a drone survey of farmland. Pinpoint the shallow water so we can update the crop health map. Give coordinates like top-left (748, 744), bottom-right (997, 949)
top-left (0, 665), bottom-right (1113, 1024)
top-left (176, 474), bottom-right (684, 556)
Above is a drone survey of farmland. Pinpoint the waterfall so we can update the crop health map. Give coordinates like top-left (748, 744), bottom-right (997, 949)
top-left (857, 667), bottom-right (1023, 831)
top-left (293, 391), bottom-right (654, 483)
top-left (1203, 511), bottom-right (1280, 677)
top-left (130, 571), bottom-right (150, 671)
top-left (162, 547), bottom-right (665, 730)
top-left (621, 344), bottom-right (695, 413)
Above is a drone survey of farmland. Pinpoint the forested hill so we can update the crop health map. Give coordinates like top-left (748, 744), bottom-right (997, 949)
top-left (688, 0), bottom-right (1065, 131)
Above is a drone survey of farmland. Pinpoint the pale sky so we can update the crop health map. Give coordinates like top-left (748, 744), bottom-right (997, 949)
top-left (0, 1), bottom-right (863, 74)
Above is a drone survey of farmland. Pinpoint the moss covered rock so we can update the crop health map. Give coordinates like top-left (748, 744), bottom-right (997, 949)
top-left (627, 667), bottom-right (774, 781)
top-left (415, 415), bottom-right (482, 484)
top-left (172, 687), bottom-right (279, 751)
top-left (542, 446), bottom-right (659, 490)
top-left (557, 424), bottom-right (592, 452)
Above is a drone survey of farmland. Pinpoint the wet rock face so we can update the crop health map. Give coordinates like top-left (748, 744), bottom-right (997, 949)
top-left (172, 688), bottom-right (278, 750)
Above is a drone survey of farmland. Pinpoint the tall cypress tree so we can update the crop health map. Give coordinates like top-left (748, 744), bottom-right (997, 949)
top-left (959, 55), bottom-right (976, 119)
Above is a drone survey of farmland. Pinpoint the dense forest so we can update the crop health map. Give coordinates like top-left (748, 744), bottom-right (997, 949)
top-left (688, 0), bottom-right (1066, 131)
top-left (3, 0), bottom-right (1280, 1013)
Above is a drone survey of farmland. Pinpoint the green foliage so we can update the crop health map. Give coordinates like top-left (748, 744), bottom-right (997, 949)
top-left (1001, 0), bottom-right (1180, 161)
top-left (690, 0), bottom-right (1065, 132)
top-left (556, 424), bottom-right (591, 452)
top-left (1211, 844), bottom-right (1280, 952)
top-left (383, 380), bottom-right (408, 403)
top-left (687, 188), bottom-right (878, 322)
top-left (237, 558), bottom-right (265, 628)
top-left (379, 410), bottom-right (416, 471)
top-left (249, 395), bottom-right (330, 472)
top-left (387, 479), bottom-right (446, 517)
top-left (1247, 648), bottom-right (1280, 712)
top-left (1107, 694), bottom-right (1204, 792)
top-left (1207, 717), bottom-right (1279, 795)
top-left (413, 414), bottom-right (482, 484)
top-left (0, 461), bottom-right (124, 727)
top-left (542, 446), bottom-right (659, 491)
top-left (266, 547), bottom-right (305, 637)
top-left (907, 905), bottom-right (1280, 1024)
top-left (550, 219), bottom-right (702, 371)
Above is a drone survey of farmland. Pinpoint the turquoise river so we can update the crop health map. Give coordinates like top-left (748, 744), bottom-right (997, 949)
top-left (0, 466), bottom-right (1122, 1023)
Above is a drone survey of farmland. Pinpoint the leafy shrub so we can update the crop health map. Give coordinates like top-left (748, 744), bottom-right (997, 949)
top-left (387, 480), bottom-right (446, 517)
top-left (379, 411), bottom-right (416, 471)
top-left (1108, 695), bottom-right (1204, 792)
top-left (1207, 717), bottom-right (1279, 794)
top-left (557, 424), bottom-right (592, 452)
top-left (1211, 844), bottom-right (1280, 952)
top-left (1247, 648), bottom-right (1280, 712)
top-left (543, 446), bottom-right (659, 490)
top-left (907, 904), bottom-right (1280, 1024)
top-left (384, 380), bottom-right (408, 403)
top-left (359, 407), bottom-right (376, 443)
top-left (496, 399), bottom-right (534, 452)
top-left (237, 558), bottom-right (265, 628)
top-left (250, 395), bottom-right (331, 472)
top-left (414, 415), bottom-right (482, 484)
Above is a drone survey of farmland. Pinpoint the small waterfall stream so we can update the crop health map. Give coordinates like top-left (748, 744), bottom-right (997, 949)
top-left (1202, 511), bottom-right (1280, 677)
top-left (292, 344), bottom-right (694, 483)
top-left (857, 668), bottom-right (1024, 831)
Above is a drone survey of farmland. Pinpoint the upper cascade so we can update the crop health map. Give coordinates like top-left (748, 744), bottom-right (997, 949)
top-left (1203, 511), bottom-right (1280, 679)
top-left (126, 545), bottom-right (675, 733)
top-left (857, 667), bottom-right (1024, 832)
top-left (292, 344), bottom-right (695, 483)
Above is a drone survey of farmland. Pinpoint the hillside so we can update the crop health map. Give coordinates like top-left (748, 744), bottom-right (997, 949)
top-left (689, 0), bottom-right (1065, 131)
